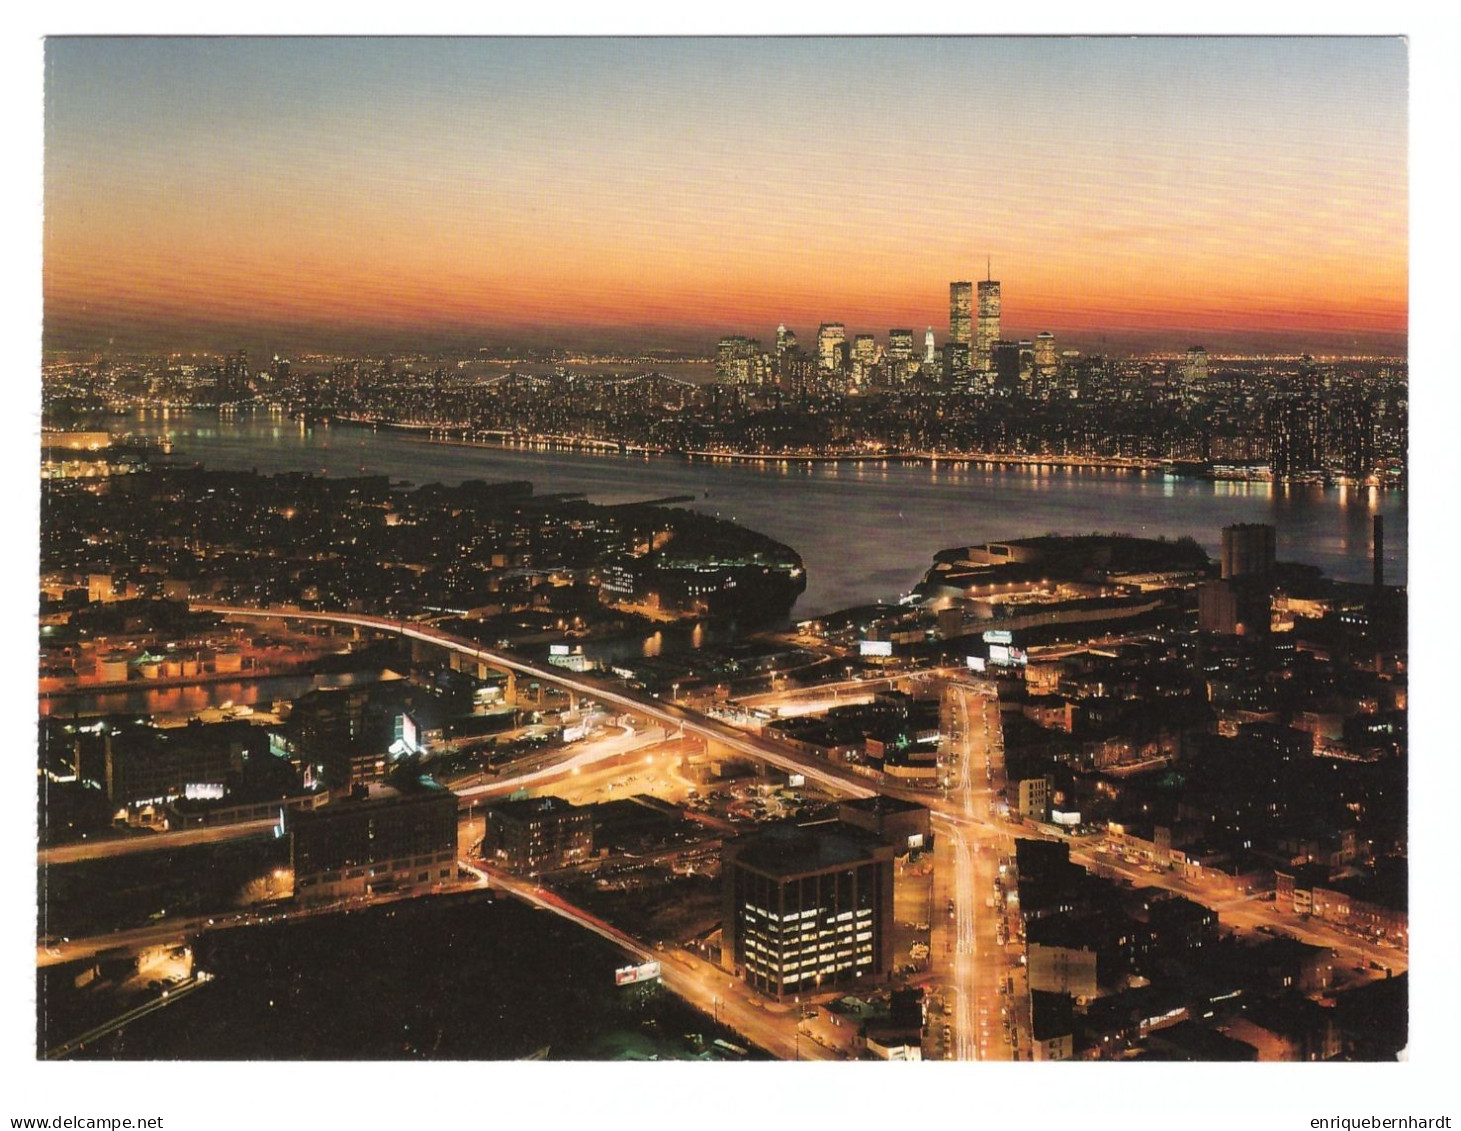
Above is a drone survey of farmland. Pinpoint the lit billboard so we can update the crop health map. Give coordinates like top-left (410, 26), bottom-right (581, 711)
top-left (860, 640), bottom-right (893, 657)
top-left (615, 961), bottom-right (662, 986)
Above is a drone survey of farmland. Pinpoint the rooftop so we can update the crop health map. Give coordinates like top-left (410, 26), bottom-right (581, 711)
top-left (729, 820), bottom-right (893, 877)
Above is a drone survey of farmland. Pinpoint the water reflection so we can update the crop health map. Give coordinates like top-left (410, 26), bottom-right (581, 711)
top-left (107, 409), bottom-right (1407, 619)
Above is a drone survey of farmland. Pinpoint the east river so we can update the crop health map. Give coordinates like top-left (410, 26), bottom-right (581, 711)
top-left (113, 409), bottom-right (1406, 620)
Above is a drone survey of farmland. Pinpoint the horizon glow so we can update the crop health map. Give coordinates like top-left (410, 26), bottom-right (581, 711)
top-left (43, 37), bottom-right (1408, 355)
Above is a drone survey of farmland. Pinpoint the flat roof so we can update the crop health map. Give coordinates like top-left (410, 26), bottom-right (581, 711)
top-left (730, 821), bottom-right (892, 877)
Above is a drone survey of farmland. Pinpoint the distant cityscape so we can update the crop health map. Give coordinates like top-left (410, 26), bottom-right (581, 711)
top-left (42, 274), bottom-right (1408, 485)
top-left (34, 34), bottom-right (1411, 1085)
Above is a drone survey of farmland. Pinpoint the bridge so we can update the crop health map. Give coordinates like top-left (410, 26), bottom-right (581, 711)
top-left (191, 604), bottom-right (878, 801)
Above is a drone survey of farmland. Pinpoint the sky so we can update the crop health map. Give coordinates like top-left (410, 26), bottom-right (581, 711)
top-left (43, 37), bottom-right (1409, 356)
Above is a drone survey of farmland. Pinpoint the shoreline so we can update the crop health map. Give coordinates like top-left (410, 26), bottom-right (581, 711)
top-left (334, 416), bottom-right (1402, 486)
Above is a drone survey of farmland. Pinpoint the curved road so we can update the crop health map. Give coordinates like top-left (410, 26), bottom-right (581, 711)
top-left (193, 604), bottom-right (876, 802)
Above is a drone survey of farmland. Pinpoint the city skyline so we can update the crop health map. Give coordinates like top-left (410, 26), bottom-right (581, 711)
top-left (44, 37), bottom-right (1407, 357)
top-left (22, 26), bottom-right (1430, 1115)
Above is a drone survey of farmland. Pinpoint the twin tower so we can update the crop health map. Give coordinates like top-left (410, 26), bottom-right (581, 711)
top-left (949, 275), bottom-right (1000, 371)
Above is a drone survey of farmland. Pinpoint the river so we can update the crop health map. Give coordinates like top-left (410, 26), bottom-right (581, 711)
top-left (109, 409), bottom-right (1406, 619)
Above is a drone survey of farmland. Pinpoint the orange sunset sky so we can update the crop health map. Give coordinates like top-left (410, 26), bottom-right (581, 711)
top-left (43, 37), bottom-right (1408, 355)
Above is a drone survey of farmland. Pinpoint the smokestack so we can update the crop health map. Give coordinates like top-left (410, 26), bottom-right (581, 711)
top-left (1373, 514), bottom-right (1384, 590)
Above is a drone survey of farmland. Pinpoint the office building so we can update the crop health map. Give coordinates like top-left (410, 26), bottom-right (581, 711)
top-left (944, 342), bottom-right (971, 383)
top-left (290, 776), bottom-right (458, 903)
top-left (887, 329), bottom-right (915, 361)
top-left (923, 327), bottom-right (936, 365)
top-left (976, 278), bottom-right (1001, 370)
top-left (993, 340), bottom-right (1022, 394)
top-left (817, 323), bottom-right (847, 373)
top-left (722, 821), bottom-right (897, 998)
top-left (1034, 331), bottom-right (1057, 373)
top-left (1184, 346), bottom-right (1209, 383)
top-left (949, 281), bottom-right (973, 348)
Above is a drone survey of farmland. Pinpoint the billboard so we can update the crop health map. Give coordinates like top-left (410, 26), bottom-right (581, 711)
top-left (983, 629), bottom-right (1013, 645)
top-left (859, 639), bottom-right (893, 657)
top-left (614, 961), bottom-right (662, 986)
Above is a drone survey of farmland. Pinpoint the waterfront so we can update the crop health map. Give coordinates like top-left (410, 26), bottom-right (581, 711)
top-left (116, 409), bottom-right (1406, 618)
top-left (38, 669), bottom-right (392, 721)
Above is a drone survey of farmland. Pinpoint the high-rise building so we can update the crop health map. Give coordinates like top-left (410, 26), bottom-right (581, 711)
top-left (817, 323), bottom-right (847, 373)
top-left (1018, 339), bottom-right (1036, 379)
top-left (721, 821), bottom-right (897, 999)
top-left (1329, 396), bottom-right (1375, 480)
top-left (976, 278), bottom-right (1001, 370)
top-left (1034, 332), bottom-right (1057, 374)
top-left (776, 324), bottom-right (796, 357)
top-left (1266, 397), bottom-right (1323, 478)
top-left (992, 340), bottom-right (1022, 394)
top-left (924, 327), bottom-right (937, 365)
top-left (1221, 523), bottom-right (1276, 580)
top-left (716, 337), bottom-right (764, 386)
top-left (1184, 346), bottom-right (1209, 384)
top-left (221, 349), bottom-right (250, 398)
top-left (887, 329), bottom-right (915, 361)
top-left (949, 282), bottom-right (973, 348)
top-left (944, 342), bottom-right (970, 383)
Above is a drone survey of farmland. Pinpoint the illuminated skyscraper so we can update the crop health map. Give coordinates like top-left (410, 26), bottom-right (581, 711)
top-left (817, 323), bottom-right (847, 373)
top-left (1184, 346), bottom-right (1209, 383)
top-left (949, 281), bottom-right (973, 348)
top-left (924, 327), bottom-right (936, 365)
top-left (776, 324), bottom-right (796, 357)
top-left (1034, 332), bottom-right (1057, 373)
top-left (887, 329), bottom-right (914, 361)
top-left (976, 277), bottom-right (1001, 370)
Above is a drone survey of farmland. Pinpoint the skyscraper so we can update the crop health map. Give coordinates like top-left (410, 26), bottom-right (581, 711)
top-left (1184, 346), bottom-right (1209, 384)
top-left (976, 278), bottom-right (1001, 370)
top-left (817, 323), bottom-right (847, 373)
top-left (949, 281), bottom-right (973, 348)
top-left (924, 327), bottom-right (937, 365)
top-left (992, 340), bottom-right (1021, 394)
top-left (887, 329), bottom-right (914, 361)
top-left (1034, 332), bottom-right (1057, 373)
top-left (776, 324), bottom-right (796, 357)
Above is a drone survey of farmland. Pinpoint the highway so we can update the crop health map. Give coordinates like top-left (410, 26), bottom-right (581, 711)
top-left (457, 861), bottom-right (835, 1060)
top-left (40, 725), bottom-right (665, 871)
top-left (193, 604), bottom-right (877, 802)
top-left (39, 818), bottom-right (280, 866)
top-left (185, 604), bottom-right (1407, 1056)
